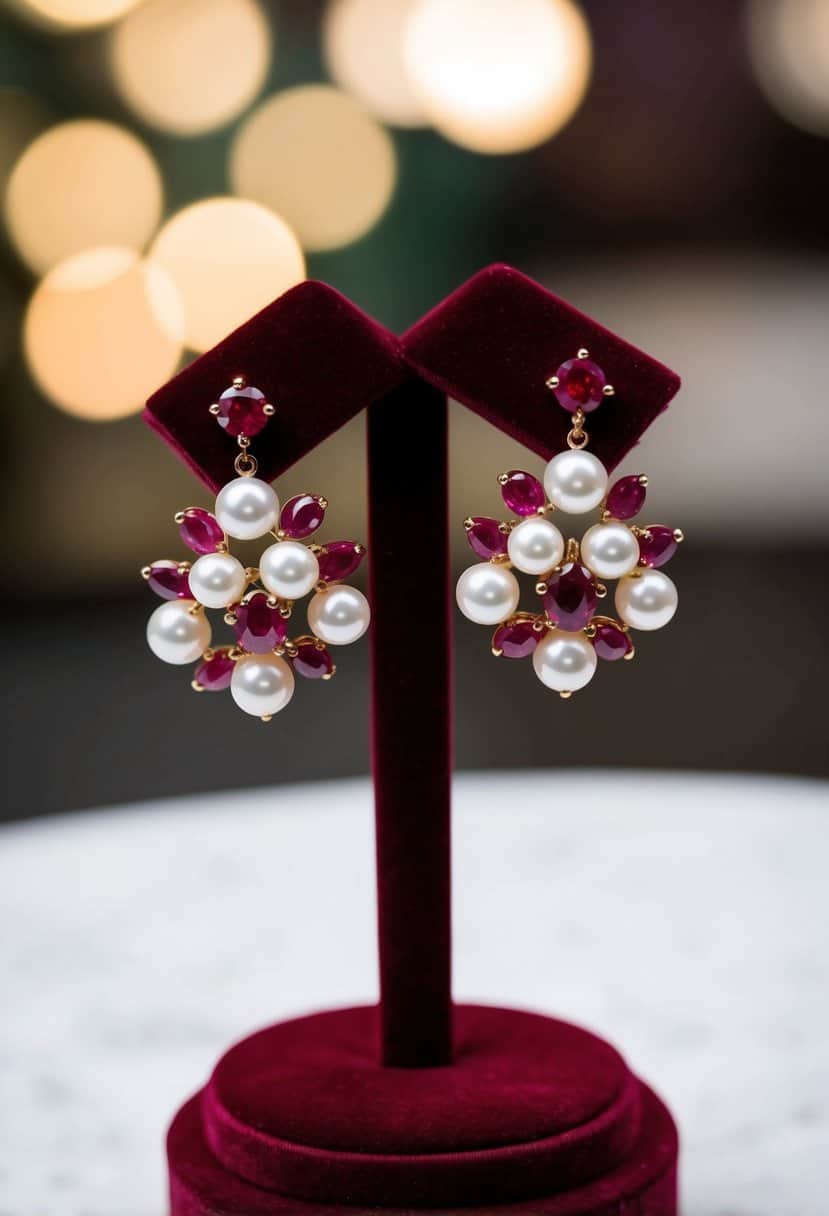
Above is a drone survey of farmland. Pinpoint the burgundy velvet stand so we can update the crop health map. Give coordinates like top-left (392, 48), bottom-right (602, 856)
top-left (146, 268), bottom-right (682, 1214)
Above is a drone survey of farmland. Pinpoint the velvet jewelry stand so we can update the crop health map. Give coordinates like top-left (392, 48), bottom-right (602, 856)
top-left (147, 268), bottom-right (682, 1214)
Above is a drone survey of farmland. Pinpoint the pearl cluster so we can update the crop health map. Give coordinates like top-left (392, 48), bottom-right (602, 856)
top-left (456, 454), bottom-right (682, 698)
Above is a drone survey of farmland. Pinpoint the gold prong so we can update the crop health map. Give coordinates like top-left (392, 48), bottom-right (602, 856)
top-left (638, 475), bottom-right (649, 486)
top-left (535, 580), bottom-right (548, 595)
top-left (203, 647), bottom-right (215, 661)
top-left (559, 690), bottom-right (573, 700)
top-left (463, 517), bottom-right (474, 531)
top-left (601, 509), bottom-right (611, 522)
top-left (585, 624), bottom-right (597, 638)
top-left (174, 511), bottom-right (186, 525)
top-left (191, 680), bottom-right (205, 692)
top-left (280, 603), bottom-right (293, 618)
top-left (532, 618), bottom-right (547, 633)
top-left (355, 543), bottom-right (366, 555)
top-left (177, 561), bottom-right (190, 573)
top-left (491, 646), bottom-right (504, 657)
top-left (623, 646), bottom-right (636, 661)
top-left (595, 583), bottom-right (607, 599)
top-left (323, 668), bottom-right (336, 680)
top-left (577, 347), bottom-right (589, 359)
top-left (673, 529), bottom-right (685, 542)
top-left (260, 714), bottom-right (272, 723)
top-left (141, 566), bottom-right (151, 580)
top-left (497, 473), bottom-right (509, 485)
top-left (245, 566), bottom-right (259, 583)
top-left (545, 375), bottom-right (560, 389)
top-left (317, 495), bottom-right (329, 509)
top-left (603, 384), bottom-right (615, 396)
top-left (498, 520), bottom-right (513, 533)
top-left (263, 403), bottom-right (275, 416)
top-left (188, 603), bottom-right (202, 615)
top-left (224, 611), bottom-right (237, 626)
top-left (209, 403), bottom-right (220, 415)
top-left (232, 375), bottom-right (245, 389)
top-left (266, 594), bottom-right (278, 608)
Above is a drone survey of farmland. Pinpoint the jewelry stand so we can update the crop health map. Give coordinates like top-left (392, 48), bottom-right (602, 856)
top-left (147, 266), bottom-right (682, 1214)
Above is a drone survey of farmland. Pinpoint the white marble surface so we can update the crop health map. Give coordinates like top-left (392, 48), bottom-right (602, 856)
top-left (1, 771), bottom-right (827, 1216)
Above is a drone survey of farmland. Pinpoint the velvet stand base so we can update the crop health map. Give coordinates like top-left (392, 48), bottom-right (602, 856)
top-left (168, 1005), bottom-right (678, 1214)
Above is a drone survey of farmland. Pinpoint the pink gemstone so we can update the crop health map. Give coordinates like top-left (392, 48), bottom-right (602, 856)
top-left (592, 621), bottom-right (633, 662)
top-left (606, 475), bottom-right (647, 521)
top-left (543, 562), bottom-right (597, 631)
top-left (179, 507), bottom-right (225, 555)
top-left (233, 593), bottom-right (287, 654)
top-left (551, 357), bottom-right (607, 414)
top-left (466, 516), bottom-right (508, 560)
top-left (318, 541), bottom-right (365, 583)
top-left (293, 640), bottom-right (334, 680)
top-left (493, 618), bottom-right (539, 659)
top-left (194, 649), bottom-right (235, 691)
top-left (214, 383), bottom-right (270, 437)
top-left (280, 494), bottom-right (326, 539)
top-left (500, 470), bottom-right (545, 516)
top-left (146, 560), bottom-right (191, 599)
top-left (638, 526), bottom-right (679, 568)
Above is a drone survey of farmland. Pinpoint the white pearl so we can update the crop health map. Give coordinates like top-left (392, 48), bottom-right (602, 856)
top-left (308, 584), bottom-right (371, 645)
top-left (260, 541), bottom-right (320, 600)
top-left (543, 450), bottom-right (608, 513)
top-left (188, 552), bottom-right (247, 609)
top-left (231, 653), bottom-right (295, 717)
top-left (214, 477), bottom-right (279, 540)
top-left (581, 522), bottom-right (640, 580)
top-left (146, 599), bottom-right (210, 665)
top-left (507, 517), bottom-right (564, 575)
top-left (615, 569), bottom-right (678, 631)
top-left (456, 563), bottom-right (520, 625)
top-left (532, 630), bottom-right (597, 692)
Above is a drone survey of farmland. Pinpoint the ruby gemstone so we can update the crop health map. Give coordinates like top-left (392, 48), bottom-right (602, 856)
top-left (493, 618), bottom-right (539, 659)
top-left (194, 649), bottom-right (235, 691)
top-left (638, 526), bottom-right (679, 568)
top-left (233, 592), bottom-right (287, 653)
top-left (551, 357), bottom-right (608, 414)
top-left (592, 621), bottom-right (633, 661)
top-left (215, 383), bottom-right (270, 438)
top-left (280, 494), bottom-right (326, 539)
top-left (606, 475), bottom-right (647, 521)
top-left (543, 562), bottom-right (598, 631)
top-left (293, 640), bottom-right (334, 679)
top-left (466, 516), bottom-right (508, 560)
top-left (318, 541), bottom-right (365, 583)
top-left (147, 560), bottom-right (191, 599)
top-left (179, 508), bottom-right (225, 555)
top-left (500, 471), bottom-right (545, 516)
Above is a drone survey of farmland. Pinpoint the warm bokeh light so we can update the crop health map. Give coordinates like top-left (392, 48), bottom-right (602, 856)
top-left (24, 247), bottom-right (184, 420)
top-left (746, 0), bottom-right (829, 137)
top-left (110, 0), bottom-right (271, 136)
top-left (403, 0), bottom-right (592, 154)
top-left (0, 87), bottom-right (51, 198)
top-left (148, 197), bottom-right (305, 352)
top-left (230, 85), bottom-right (396, 251)
top-left (16, 0), bottom-right (141, 30)
top-left (5, 119), bottom-right (162, 276)
top-left (323, 0), bottom-right (426, 127)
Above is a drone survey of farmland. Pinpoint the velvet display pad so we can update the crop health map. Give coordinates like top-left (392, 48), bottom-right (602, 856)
top-left (401, 264), bottom-right (681, 470)
top-left (168, 1005), bottom-right (678, 1214)
top-left (144, 281), bottom-right (404, 492)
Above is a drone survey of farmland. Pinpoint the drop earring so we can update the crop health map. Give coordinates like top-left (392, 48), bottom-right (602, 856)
top-left (143, 376), bottom-right (370, 720)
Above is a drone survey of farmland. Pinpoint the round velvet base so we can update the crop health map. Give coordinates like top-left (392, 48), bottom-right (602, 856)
top-left (168, 1005), bottom-right (678, 1214)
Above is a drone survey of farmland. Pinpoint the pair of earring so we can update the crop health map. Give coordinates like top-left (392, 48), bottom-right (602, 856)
top-left (456, 350), bottom-right (682, 697)
top-left (142, 377), bottom-right (370, 721)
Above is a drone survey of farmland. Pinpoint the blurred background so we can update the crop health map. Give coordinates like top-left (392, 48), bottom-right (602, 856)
top-left (0, 0), bottom-right (827, 822)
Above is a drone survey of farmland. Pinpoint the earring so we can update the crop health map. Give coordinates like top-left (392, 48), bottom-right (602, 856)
top-left (142, 376), bottom-right (370, 721)
top-left (456, 349), bottom-right (682, 698)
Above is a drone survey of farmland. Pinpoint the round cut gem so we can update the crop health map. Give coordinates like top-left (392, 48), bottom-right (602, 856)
top-left (592, 621), bottom-right (633, 661)
top-left (179, 507), bottom-right (225, 555)
top-left (638, 526), bottom-right (679, 569)
top-left (215, 383), bottom-right (270, 437)
top-left (466, 516), bottom-right (508, 560)
top-left (551, 357), bottom-right (608, 414)
top-left (146, 560), bottom-right (191, 599)
top-left (493, 617), bottom-right (540, 659)
top-left (233, 592), bottom-right (287, 654)
top-left (500, 470), bottom-right (545, 516)
top-left (280, 494), bottom-right (326, 539)
top-left (606, 475), bottom-right (647, 521)
top-left (317, 541), bottom-right (365, 583)
top-left (293, 639), bottom-right (334, 679)
top-left (543, 562), bottom-right (597, 631)
top-left (194, 649), bottom-right (235, 690)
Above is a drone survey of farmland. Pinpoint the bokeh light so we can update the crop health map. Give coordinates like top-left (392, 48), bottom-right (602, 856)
top-left (323, 0), bottom-right (426, 127)
top-left (110, 0), bottom-right (271, 136)
top-left (148, 197), bottom-right (305, 352)
top-left (746, 0), bottom-right (829, 137)
top-left (230, 85), bottom-right (396, 251)
top-left (16, 0), bottom-right (141, 31)
top-left (402, 0), bottom-right (592, 154)
top-left (5, 119), bottom-right (162, 276)
top-left (24, 247), bottom-right (184, 420)
top-left (0, 87), bottom-right (51, 199)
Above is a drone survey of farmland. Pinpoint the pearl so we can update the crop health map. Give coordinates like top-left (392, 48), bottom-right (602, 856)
top-left (260, 541), bottom-right (320, 600)
top-left (230, 653), bottom-right (294, 717)
top-left (543, 450), bottom-right (608, 513)
top-left (456, 562), bottom-right (520, 625)
top-left (308, 584), bottom-right (371, 645)
top-left (507, 517), bottom-right (564, 575)
top-left (581, 521), bottom-right (640, 579)
top-left (214, 477), bottom-right (279, 540)
top-left (615, 569), bottom-right (678, 631)
top-left (146, 599), bottom-right (210, 665)
top-left (532, 630), bottom-right (597, 693)
top-left (188, 552), bottom-right (247, 609)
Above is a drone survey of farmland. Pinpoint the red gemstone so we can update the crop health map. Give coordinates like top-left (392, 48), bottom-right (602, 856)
top-left (280, 494), bottom-right (326, 539)
top-left (146, 560), bottom-right (191, 599)
top-left (179, 507), bottom-right (225, 555)
top-left (551, 357), bottom-right (607, 414)
top-left (194, 649), bottom-right (235, 691)
top-left (500, 470), bottom-right (545, 516)
top-left (606, 475), bottom-right (647, 521)
top-left (293, 640), bottom-right (334, 679)
top-left (592, 621), bottom-right (633, 662)
top-left (493, 618), bottom-right (539, 659)
top-left (233, 592), bottom-right (287, 654)
top-left (543, 562), bottom-right (597, 631)
top-left (214, 383), bottom-right (270, 437)
top-left (638, 526), bottom-right (679, 568)
top-left (466, 516), bottom-right (508, 560)
top-left (318, 541), bottom-right (365, 583)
